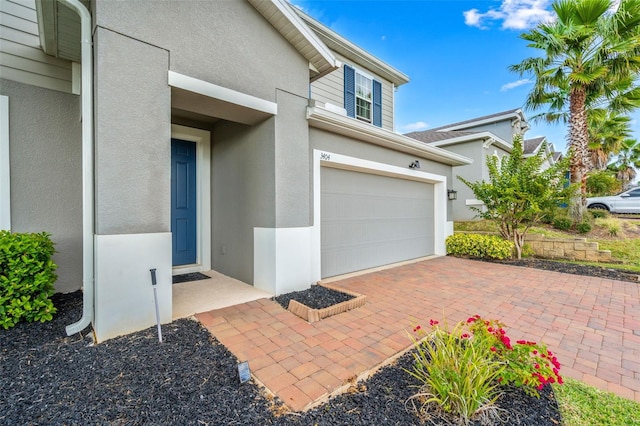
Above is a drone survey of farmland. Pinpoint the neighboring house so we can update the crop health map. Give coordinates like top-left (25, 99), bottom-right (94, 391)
top-left (407, 109), bottom-right (529, 221)
top-left (1, 0), bottom-right (471, 340)
top-left (407, 111), bottom-right (564, 221)
top-left (523, 136), bottom-right (561, 171)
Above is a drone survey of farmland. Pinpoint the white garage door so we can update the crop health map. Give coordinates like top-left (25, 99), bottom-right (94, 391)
top-left (321, 167), bottom-right (435, 278)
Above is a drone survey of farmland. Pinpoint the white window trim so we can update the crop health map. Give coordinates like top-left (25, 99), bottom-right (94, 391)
top-left (354, 69), bottom-right (374, 123)
top-left (0, 96), bottom-right (10, 231)
top-left (170, 124), bottom-right (211, 275)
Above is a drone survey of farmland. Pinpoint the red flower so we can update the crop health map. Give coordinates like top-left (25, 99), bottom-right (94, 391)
top-left (490, 346), bottom-right (496, 352)
top-left (467, 317), bottom-right (477, 323)
top-left (516, 340), bottom-right (526, 344)
top-left (533, 350), bottom-right (538, 355)
top-left (429, 319), bottom-right (439, 326)
top-left (500, 335), bottom-right (512, 350)
top-left (487, 327), bottom-right (493, 332)
top-left (461, 333), bottom-right (470, 339)
top-left (558, 376), bottom-right (564, 385)
top-left (413, 325), bottom-right (421, 332)
top-left (535, 364), bottom-right (540, 369)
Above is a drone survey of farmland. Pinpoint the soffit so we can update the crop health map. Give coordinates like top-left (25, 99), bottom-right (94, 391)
top-left (35, 0), bottom-right (88, 62)
top-left (248, 0), bottom-right (337, 81)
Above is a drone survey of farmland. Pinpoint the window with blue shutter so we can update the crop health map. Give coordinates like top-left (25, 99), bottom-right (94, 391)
top-left (372, 80), bottom-right (382, 127)
top-left (344, 64), bottom-right (382, 127)
top-left (344, 64), bottom-right (356, 118)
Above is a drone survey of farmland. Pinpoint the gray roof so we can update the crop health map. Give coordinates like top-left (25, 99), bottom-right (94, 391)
top-left (404, 130), bottom-right (481, 143)
top-left (523, 137), bottom-right (545, 154)
top-left (552, 152), bottom-right (563, 161)
top-left (429, 108), bottom-right (522, 131)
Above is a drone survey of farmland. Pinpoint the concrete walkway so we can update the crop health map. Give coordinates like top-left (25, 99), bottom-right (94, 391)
top-left (195, 257), bottom-right (640, 411)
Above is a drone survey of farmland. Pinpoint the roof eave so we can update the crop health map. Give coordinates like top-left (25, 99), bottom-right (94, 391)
top-left (248, 0), bottom-right (338, 80)
top-left (429, 131), bottom-right (512, 152)
top-left (436, 109), bottom-right (527, 132)
top-left (295, 8), bottom-right (409, 86)
top-left (307, 105), bottom-right (472, 166)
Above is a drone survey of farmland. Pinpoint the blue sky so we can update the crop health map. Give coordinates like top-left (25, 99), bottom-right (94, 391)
top-left (292, 0), bottom-right (640, 154)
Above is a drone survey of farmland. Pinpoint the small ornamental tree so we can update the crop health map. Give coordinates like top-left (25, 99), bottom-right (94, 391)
top-left (459, 135), bottom-right (573, 259)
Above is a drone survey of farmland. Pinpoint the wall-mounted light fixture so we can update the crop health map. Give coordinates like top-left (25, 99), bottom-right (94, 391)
top-left (409, 160), bottom-right (421, 169)
top-left (447, 189), bottom-right (458, 201)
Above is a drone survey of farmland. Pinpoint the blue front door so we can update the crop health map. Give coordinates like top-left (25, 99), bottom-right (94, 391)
top-left (171, 139), bottom-right (197, 266)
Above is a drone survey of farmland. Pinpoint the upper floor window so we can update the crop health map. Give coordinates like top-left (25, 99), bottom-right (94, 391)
top-left (344, 64), bottom-right (382, 127)
top-left (355, 73), bottom-right (373, 122)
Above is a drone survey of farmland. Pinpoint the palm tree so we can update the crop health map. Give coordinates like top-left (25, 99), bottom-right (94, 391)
top-left (588, 111), bottom-right (632, 170)
top-left (609, 138), bottom-right (640, 190)
top-left (510, 0), bottom-right (640, 221)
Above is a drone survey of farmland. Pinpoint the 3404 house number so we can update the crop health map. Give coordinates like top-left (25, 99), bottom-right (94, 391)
top-left (320, 152), bottom-right (331, 161)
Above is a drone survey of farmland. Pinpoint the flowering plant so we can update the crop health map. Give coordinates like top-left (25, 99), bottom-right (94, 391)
top-left (464, 315), bottom-right (563, 396)
top-left (410, 316), bottom-right (562, 402)
top-left (406, 319), bottom-right (504, 423)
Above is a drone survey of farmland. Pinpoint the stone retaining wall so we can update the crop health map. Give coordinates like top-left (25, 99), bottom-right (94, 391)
top-left (455, 231), bottom-right (613, 262)
top-left (523, 234), bottom-right (612, 262)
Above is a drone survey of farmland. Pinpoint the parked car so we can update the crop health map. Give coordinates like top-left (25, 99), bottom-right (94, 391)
top-left (586, 187), bottom-right (640, 213)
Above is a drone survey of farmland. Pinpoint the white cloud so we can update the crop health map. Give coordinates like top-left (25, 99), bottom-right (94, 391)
top-left (464, 0), bottom-right (555, 30)
top-left (500, 78), bottom-right (532, 91)
top-left (398, 121), bottom-right (429, 133)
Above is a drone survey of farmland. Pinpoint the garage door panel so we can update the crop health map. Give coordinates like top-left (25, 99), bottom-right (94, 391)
top-left (321, 167), bottom-right (434, 278)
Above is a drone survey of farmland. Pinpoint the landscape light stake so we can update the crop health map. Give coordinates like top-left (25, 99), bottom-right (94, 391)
top-left (149, 268), bottom-right (163, 343)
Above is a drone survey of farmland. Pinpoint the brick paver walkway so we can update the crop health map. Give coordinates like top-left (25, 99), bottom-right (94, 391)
top-left (195, 257), bottom-right (640, 411)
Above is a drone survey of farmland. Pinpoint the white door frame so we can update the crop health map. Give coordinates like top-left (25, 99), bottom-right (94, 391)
top-left (171, 124), bottom-right (211, 274)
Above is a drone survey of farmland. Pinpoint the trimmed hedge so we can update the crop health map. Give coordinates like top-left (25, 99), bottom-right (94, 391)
top-left (0, 231), bottom-right (58, 329)
top-left (446, 233), bottom-right (513, 260)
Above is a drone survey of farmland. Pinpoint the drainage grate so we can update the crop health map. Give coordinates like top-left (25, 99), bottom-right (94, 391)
top-left (172, 272), bottom-right (211, 284)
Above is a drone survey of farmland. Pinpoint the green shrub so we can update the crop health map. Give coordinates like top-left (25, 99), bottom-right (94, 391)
top-left (576, 222), bottom-right (592, 234)
top-left (586, 171), bottom-right (621, 197)
top-left (540, 207), bottom-right (562, 225)
top-left (552, 217), bottom-right (572, 231)
top-left (446, 234), bottom-right (513, 260)
top-left (0, 231), bottom-right (58, 329)
top-left (589, 209), bottom-right (608, 219)
top-left (521, 243), bottom-right (536, 258)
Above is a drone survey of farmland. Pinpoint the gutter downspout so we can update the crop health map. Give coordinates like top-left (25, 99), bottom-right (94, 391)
top-left (61, 0), bottom-right (94, 336)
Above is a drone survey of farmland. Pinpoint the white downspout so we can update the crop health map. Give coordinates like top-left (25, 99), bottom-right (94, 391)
top-left (60, 0), bottom-right (94, 336)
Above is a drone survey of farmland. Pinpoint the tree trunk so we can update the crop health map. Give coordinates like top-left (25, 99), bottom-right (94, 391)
top-left (568, 87), bottom-right (589, 223)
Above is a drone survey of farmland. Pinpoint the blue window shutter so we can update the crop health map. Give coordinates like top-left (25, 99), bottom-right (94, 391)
top-left (344, 64), bottom-right (355, 118)
top-left (373, 80), bottom-right (382, 127)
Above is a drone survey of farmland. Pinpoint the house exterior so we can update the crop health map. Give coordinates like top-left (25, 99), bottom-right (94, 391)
top-left (524, 136), bottom-right (560, 170)
top-left (1, 0), bottom-right (471, 341)
top-left (407, 109), bottom-right (529, 221)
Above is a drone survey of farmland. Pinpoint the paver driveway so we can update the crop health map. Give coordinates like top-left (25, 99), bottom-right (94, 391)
top-left (196, 256), bottom-right (640, 411)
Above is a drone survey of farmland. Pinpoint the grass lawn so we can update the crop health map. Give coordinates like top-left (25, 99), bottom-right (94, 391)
top-left (454, 217), bottom-right (640, 273)
top-left (554, 379), bottom-right (640, 426)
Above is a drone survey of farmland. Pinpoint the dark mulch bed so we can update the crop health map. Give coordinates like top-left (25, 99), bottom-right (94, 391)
top-left (1, 291), bottom-right (563, 425)
top-left (485, 257), bottom-right (639, 283)
top-left (273, 284), bottom-right (355, 310)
